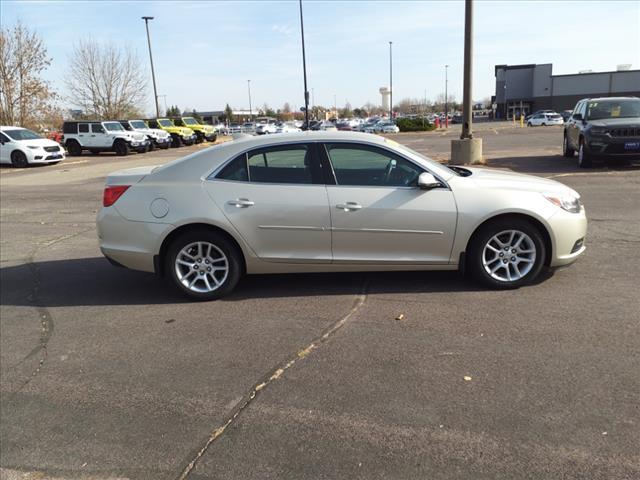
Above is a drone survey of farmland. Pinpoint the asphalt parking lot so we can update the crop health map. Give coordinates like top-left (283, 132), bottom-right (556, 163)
top-left (1, 126), bottom-right (639, 480)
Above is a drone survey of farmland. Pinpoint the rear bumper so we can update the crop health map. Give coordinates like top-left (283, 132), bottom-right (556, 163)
top-left (97, 207), bottom-right (170, 273)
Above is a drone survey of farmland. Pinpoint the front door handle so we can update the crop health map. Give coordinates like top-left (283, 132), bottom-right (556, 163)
top-left (336, 202), bottom-right (362, 211)
top-left (227, 198), bottom-right (254, 208)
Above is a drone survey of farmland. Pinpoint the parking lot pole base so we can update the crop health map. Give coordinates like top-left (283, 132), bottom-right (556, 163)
top-left (449, 138), bottom-right (484, 165)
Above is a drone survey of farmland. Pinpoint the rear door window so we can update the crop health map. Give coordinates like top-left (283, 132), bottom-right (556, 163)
top-left (78, 123), bottom-right (89, 133)
top-left (245, 145), bottom-right (320, 184)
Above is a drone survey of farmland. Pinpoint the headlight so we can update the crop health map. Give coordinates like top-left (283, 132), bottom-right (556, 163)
top-left (544, 193), bottom-right (582, 213)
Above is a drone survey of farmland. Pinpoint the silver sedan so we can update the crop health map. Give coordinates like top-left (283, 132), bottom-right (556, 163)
top-left (97, 131), bottom-right (587, 300)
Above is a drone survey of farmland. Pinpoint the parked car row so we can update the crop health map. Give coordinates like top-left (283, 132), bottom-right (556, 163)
top-left (62, 116), bottom-right (218, 157)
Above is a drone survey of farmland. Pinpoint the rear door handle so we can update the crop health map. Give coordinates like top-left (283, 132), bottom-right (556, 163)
top-left (227, 198), bottom-right (254, 208)
top-left (336, 202), bottom-right (362, 211)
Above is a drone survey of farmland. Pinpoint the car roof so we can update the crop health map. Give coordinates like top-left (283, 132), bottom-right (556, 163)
top-left (582, 96), bottom-right (639, 101)
top-left (0, 126), bottom-right (25, 130)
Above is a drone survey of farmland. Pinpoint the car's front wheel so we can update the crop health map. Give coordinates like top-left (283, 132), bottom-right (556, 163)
top-left (114, 140), bottom-right (130, 156)
top-left (11, 150), bottom-right (29, 167)
top-left (562, 134), bottom-right (575, 157)
top-left (166, 230), bottom-right (242, 300)
top-left (578, 139), bottom-right (593, 168)
top-left (469, 218), bottom-right (546, 289)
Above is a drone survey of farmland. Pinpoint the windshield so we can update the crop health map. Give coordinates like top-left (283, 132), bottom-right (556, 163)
top-left (3, 128), bottom-right (42, 141)
top-left (130, 120), bottom-right (147, 129)
top-left (182, 118), bottom-right (198, 125)
top-left (586, 99), bottom-right (640, 120)
top-left (158, 119), bottom-right (174, 127)
top-left (104, 122), bottom-right (124, 132)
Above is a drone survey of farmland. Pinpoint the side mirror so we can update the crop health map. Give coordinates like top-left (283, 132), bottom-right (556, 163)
top-left (572, 113), bottom-right (583, 121)
top-left (418, 172), bottom-right (441, 190)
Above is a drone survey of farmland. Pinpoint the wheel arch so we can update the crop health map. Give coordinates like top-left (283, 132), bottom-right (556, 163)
top-left (155, 222), bottom-right (247, 276)
top-left (464, 212), bottom-right (553, 267)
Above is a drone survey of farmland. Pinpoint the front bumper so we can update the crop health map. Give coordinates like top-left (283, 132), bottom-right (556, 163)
top-left (587, 136), bottom-right (640, 157)
top-left (547, 206), bottom-right (588, 267)
top-left (29, 149), bottom-right (65, 163)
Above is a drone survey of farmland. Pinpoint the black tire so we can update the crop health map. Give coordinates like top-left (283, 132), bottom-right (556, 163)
top-left (66, 140), bottom-right (82, 157)
top-left (527, 122), bottom-right (532, 127)
top-left (160, 142), bottom-right (170, 150)
top-left (541, 123), bottom-right (546, 127)
top-left (468, 218), bottom-right (546, 289)
top-left (171, 134), bottom-right (183, 148)
top-left (165, 229), bottom-right (243, 300)
top-left (10, 150), bottom-right (29, 168)
top-left (148, 141), bottom-right (156, 152)
top-left (562, 134), bottom-right (575, 157)
top-left (195, 133), bottom-right (204, 144)
top-left (578, 138), bottom-right (593, 168)
top-left (114, 139), bottom-right (130, 156)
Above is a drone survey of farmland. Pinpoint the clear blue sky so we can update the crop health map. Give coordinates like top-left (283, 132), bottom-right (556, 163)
top-left (3, 0), bottom-right (639, 115)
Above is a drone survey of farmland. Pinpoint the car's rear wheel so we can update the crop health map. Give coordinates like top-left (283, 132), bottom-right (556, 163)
top-left (171, 135), bottom-right (183, 148)
top-left (11, 150), bottom-right (28, 168)
top-left (148, 141), bottom-right (156, 152)
top-left (166, 230), bottom-right (242, 300)
top-left (562, 134), bottom-right (575, 157)
top-left (578, 138), bottom-right (593, 168)
top-left (469, 218), bottom-right (546, 289)
top-left (66, 140), bottom-right (82, 156)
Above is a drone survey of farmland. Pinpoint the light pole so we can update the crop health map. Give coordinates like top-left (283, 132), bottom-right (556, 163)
top-left (299, 0), bottom-right (310, 128)
top-left (444, 64), bottom-right (449, 128)
top-left (461, 0), bottom-right (473, 139)
top-left (389, 41), bottom-right (393, 120)
top-left (247, 79), bottom-right (252, 121)
top-left (142, 16), bottom-right (160, 118)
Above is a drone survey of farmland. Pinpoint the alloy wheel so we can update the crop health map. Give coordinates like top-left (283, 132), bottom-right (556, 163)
top-left (174, 241), bottom-right (229, 293)
top-left (482, 230), bottom-right (536, 282)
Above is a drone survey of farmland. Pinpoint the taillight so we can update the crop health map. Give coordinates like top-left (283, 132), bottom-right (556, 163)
top-left (103, 185), bottom-right (130, 207)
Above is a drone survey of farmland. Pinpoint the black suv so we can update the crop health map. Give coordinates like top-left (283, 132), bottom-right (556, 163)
top-left (563, 97), bottom-right (640, 168)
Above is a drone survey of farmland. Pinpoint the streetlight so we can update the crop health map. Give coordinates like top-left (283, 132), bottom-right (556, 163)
top-left (389, 41), bottom-right (393, 120)
top-left (299, 0), bottom-right (310, 129)
top-left (444, 64), bottom-right (449, 128)
top-left (142, 16), bottom-right (160, 118)
top-left (247, 80), bottom-right (252, 121)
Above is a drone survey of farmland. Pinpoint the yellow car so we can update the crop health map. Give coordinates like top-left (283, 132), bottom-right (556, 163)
top-left (145, 119), bottom-right (196, 147)
top-left (171, 117), bottom-right (217, 143)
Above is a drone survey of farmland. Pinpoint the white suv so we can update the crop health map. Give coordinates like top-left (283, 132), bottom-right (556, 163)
top-left (119, 120), bottom-right (171, 151)
top-left (62, 121), bottom-right (149, 156)
top-left (0, 126), bottom-right (65, 167)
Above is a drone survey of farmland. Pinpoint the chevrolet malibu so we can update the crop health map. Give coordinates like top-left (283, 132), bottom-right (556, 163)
top-left (97, 131), bottom-right (587, 300)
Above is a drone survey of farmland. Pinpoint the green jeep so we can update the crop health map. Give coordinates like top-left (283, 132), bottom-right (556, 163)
top-left (145, 118), bottom-right (196, 148)
top-left (171, 117), bottom-right (217, 143)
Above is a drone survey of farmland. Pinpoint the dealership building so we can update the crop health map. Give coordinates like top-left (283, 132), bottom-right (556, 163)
top-left (493, 63), bottom-right (640, 119)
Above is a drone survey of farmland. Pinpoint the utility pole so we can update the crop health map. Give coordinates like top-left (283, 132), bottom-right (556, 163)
top-left (389, 41), bottom-right (393, 120)
top-left (444, 64), bottom-right (449, 128)
top-left (142, 16), bottom-right (160, 118)
top-left (461, 0), bottom-right (473, 139)
top-left (450, 0), bottom-right (483, 165)
top-left (299, 0), bottom-right (310, 128)
top-left (247, 80), bottom-right (252, 121)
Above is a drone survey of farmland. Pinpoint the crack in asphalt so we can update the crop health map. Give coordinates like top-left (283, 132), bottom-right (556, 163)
top-left (175, 277), bottom-right (370, 480)
top-left (6, 227), bottom-right (94, 397)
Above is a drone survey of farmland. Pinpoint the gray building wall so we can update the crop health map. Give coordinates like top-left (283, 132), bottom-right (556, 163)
top-left (495, 64), bottom-right (640, 117)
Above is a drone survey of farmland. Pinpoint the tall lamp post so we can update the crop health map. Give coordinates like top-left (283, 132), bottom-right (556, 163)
top-left (389, 41), bottom-right (393, 119)
top-left (444, 64), bottom-right (449, 128)
top-left (247, 80), bottom-right (252, 121)
top-left (142, 16), bottom-right (160, 118)
top-left (299, 0), bottom-right (310, 128)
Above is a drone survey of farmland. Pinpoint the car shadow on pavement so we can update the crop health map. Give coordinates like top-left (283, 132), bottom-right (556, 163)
top-left (0, 257), bottom-right (541, 307)
top-left (488, 155), bottom-right (640, 175)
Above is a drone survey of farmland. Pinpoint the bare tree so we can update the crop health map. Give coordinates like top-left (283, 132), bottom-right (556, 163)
top-left (65, 39), bottom-right (147, 119)
top-left (0, 22), bottom-right (57, 129)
